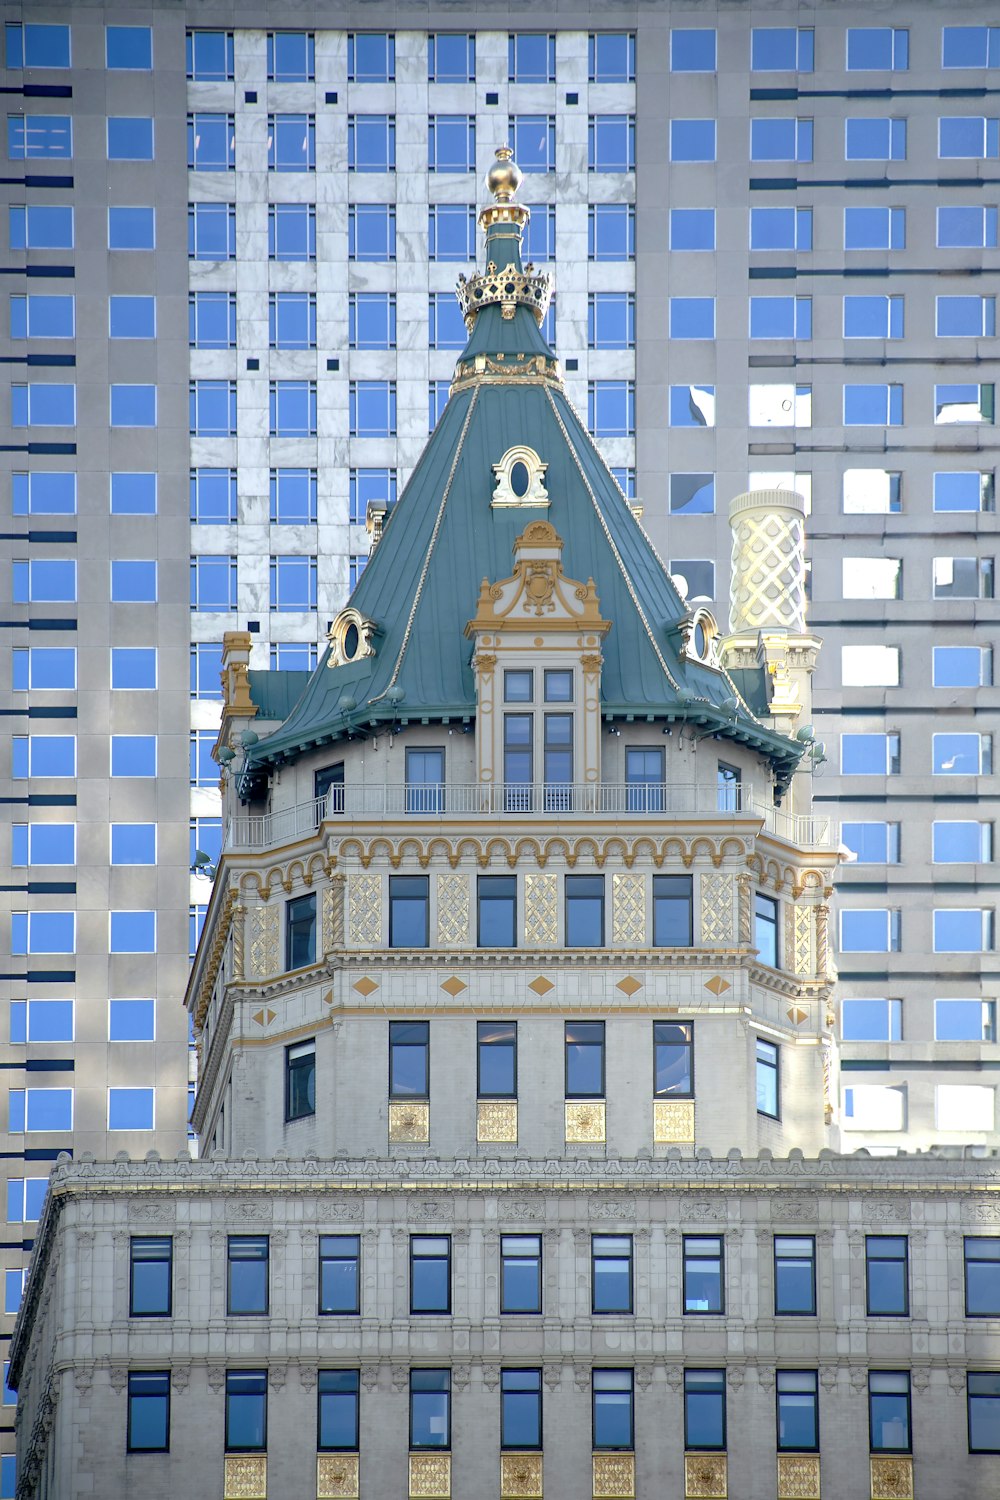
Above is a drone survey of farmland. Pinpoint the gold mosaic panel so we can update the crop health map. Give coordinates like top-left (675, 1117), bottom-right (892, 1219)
top-left (501, 1452), bottom-right (543, 1497)
top-left (224, 1455), bottom-right (267, 1499)
top-left (566, 1101), bottom-right (606, 1143)
top-left (248, 905), bottom-right (279, 978)
top-left (700, 874), bottom-right (735, 946)
top-left (322, 881), bottom-right (344, 956)
top-left (478, 1100), bottom-right (518, 1143)
top-left (317, 1453), bottom-right (360, 1498)
top-left (685, 1453), bottom-right (727, 1499)
top-left (612, 873), bottom-right (645, 946)
top-left (436, 873), bottom-right (470, 946)
top-left (524, 874), bottom-right (558, 946)
top-left (592, 1452), bottom-right (635, 1498)
top-left (409, 1452), bottom-right (451, 1498)
top-left (794, 904), bottom-right (814, 976)
top-left (348, 873), bottom-right (382, 948)
top-left (389, 1101), bottom-right (429, 1144)
top-left (777, 1455), bottom-right (820, 1499)
top-left (870, 1457), bottom-right (913, 1500)
top-left (654, 1099), bottom-right (695, 1144)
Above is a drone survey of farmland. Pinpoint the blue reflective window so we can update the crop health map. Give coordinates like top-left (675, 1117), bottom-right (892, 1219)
top-left (109, 1088), bottom-right (155, 1130)
top-left (589, 115), bottom-right (635, 172)
top-left (939, 117), bottom-right (1000, 158)
top-left (110, 296), bottom-right (155, 340)
top-left (270, 555), bottom-right (317, 612)
top-left (429, 381), bottom-right (450, 431)
top-left (842, 999), bottom-right (902, 1042)
top-left (270, 380), bottom-right (317, 437)
top-left (110, 472), bottom-right (156, 515)
top-left (592, 1370), bottom-right (632, 1450)
top-left (429, 294), bottom-right (467, 349)
top-left (668, 386), bottom-right (715, 428)
top-left (269, 203), bottom-right (316, 261)
top-left (751, 118), bottom-right (813, 162)
top-left (110, 205), bottom-right (154, 250)
top-left (523, 203), bottom-right (556, 262)
top-left (12, 472), bottom-right (76, 516)
top-left (12, 559), bottom-right (76, 602)
top-left (10, 1088), bottom-right (73, 1132)
top-left (685, 1369), bottom-right (726, 1449)
top-left (934, 910), bottom-right (993, 952)
top-left (190, 645), bottom-right (224, 701)
top-left (589, 293), bottom-right (635, 349)
top-left (410, 1370), bottom-right (449, 1450)
top-left (190, 555), bottom-right (237, 611)
top-left (840, 909), bottom-right (900, 952)
top-left (190, 817), bottom-right (223, 870)
top-left (12, 647), bottom-right (76, 690)
top-left (7, 116), bottom-right (72, 159)
top-left (187, 113), bottom-right (235, 171)
top-left (428, 34), bottom-right (475, 83)
top-left (348, 116), bottom-right (395, 172)
top-left (267, 32), bottom-right (315, 82)
top-left (11, 824), bottom-right (75, 867)
top-left (750, 296), bottom-right (811, 339)
top-left (750, 207), bottom-right (812, 250)
top-left (349, 293), bottom-right (396, 349)
top-left (12, 383), bottom-right (75, 426)
top-left (847, 28), bottom-right (909, 71)
top-left (501, 1369), bottom-right (542, 1450)
top-left (190, 730), bottom-right (218, 788)
top-left (110, 911), bottom-right (156, 954)
top-left (670, 119), bottom-right (715, 163)
top-left (671, 29), bottom-right (716, 72)
top-left (350, 468), bottom-right (396, 524)
top-left (589, 33), bottom-right (635, 82)
top-left (843, 384), bottom-right (903, 426)
top-left (186, 31), bottom-right (234, 81)
top-left (587, 381), bottom-right (634, 437)
top-left (11, 912), bottom-right (75, 955)
top-left (670, 209), bottom-right (715, 250)
top-left (430, 115), bottom-right (476, 172)
top-left (844, 295), bottom-right (904, 339)
top-left (108, 118), bottom-right (153, 161)
top-left (189, 291), bottom-right (236, 350)
top-left (348, 205), bottom-right (394, 262)
top-left (111, 648), bottom-right (157, 690)
top-left (268, 113), bottom-right (315, 172)
top-left (318, 1370), bottom-right (360, 1449)
top-left (5, 24), bottom-right (70, 68)
top-left (937, 295), bottom-right (996, 337)
top-left (933, 733), bottom-right (991, 775)
top-left (933, 823), bottom-right (993, 864)
top-left (106, 27), bottom-right (152, 70)
top-left (270, 468), bottom-right (317, 524)
top-left (190, 381), bottom-right (237, 436)
top-left (589, 204), bottom-right (634, 260)
top-left (943, 27), bottom-right (1000, 69)
top-left (110, 825), bottom-right (156, 866)
top-left (934, 383), bottom-right (995, 424)
top-left (348, 32), bottom-right (394, 82)
top-left (110, 385), bottom-right (156, 428)
top-left (840, 823), bottom-right (900, 863)
top-left (428, 205), bottom-right (476, 261)
top-left (670, 297), bottom-right (715, 339)
top-left (10, 294), bottom-right (74, 339)
top-left (269, 292), bottom-right (316, 349)
top-left (10, 205), bottom-right (73, 250)
top-left (937, 205), bottom-right (998, 248)
top-left (110, 736), bottom-right (157, 778)
top-left (226, 1371), bottom-right (267, 1452)
top-left (271, 642), bottom-right (318, 673)
top-left (751, 28), bottom-right (814, 72)
top-left (933, 647), bottom-right (991, 688)
top-left (841, 733), bottom-right (900, 775)
top-left (845, 206), bottom-right (905, 250)
top-left (508, 33), bottom-right (555, 82)
top-left (110, 560), bottom-right (156, 603)
top-left (12, 735), bottom-right (76, 779)
top-left (6, 1179), bottom-right (49, 1220)
top-left (350, 381), bottom-right (396, 437)
top-left (846, 118), bottom-right (907, 161)
top-left (189, 203), bottom-right (236, 261)
top-left (936, 1000), bottom-right (995, 1040)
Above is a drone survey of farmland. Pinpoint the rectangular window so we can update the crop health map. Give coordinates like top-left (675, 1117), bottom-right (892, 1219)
top-left (130, 1237), bottom-right (172, 1317)
top-left (774, 1237), bottom-right (816, 1315)
top-left (190, 555), bottom-right (237, 611)
top-left (933, 908), bottom-right (995, 953)
top-left (934, 472), bottom-right (994, 513)
top-left (777, 1371), bottom-right (819, 1451)
top-left (625, 747), bottom-right (665, 812)
top-left (501, 1369), bottom-right (542, 1450)
top-left (190, 648), bottom-right (223, 703)
top-left (269, 468), bottom-right (317, 525)
top-left (350, 468), bottom-right (396, 524)
top-left (12, 383), bottom-right (76, 427)
top-left (589, 33), bottom-right (635, 82)
top-left (127, 1372), bottom-right (169, 1453)
top-left (940, 117), bottom-right (1000, 159)
top-left (269, 555), bottom-right (317, 613)
top-left (285, 1040), bottom-right (315, 1121)
top-left (932, 730), bottom-right (993, 773)
top-left (410, 1235), bottom-right (451, 1314)
top-left (267, 32), bottom-right (315, 82)
top-left (508, 115), bottom-right (554, 174)
top-left (10, 998), bottom-right (74, 1042)
top-left (226, 1371), bottom-right (266, 1452)
top-left (389, 876), bottom-right (429, 947)
top-left (717, 762), bottom-right (741, 812)
top-left (969, 1373), bottom-right (1000, 1453)
top-left (943, 27), bottom-right (1000, 68)
top-left (6, 1179), bottom-right (47, 1224)
top-left (110, 384), bottom-right (156, 428)
top-left (6, 23), bottom-right (70, 68)
top-left (389, 1021), bottom-right (429, 1099)
top-left (565, 876), bottom-right (604, 948)
top-left (588, 292), bottom-right (635, 350)
top-left (684, 1369), bottom-right (726, 1450)
top-left (12, 559), bottom-right (76, 603)
top-left (318, 1370), bottom-right (359, 1451)
top-left (844, 384), bottom-right (903, 426)
top-left (11, 910), bottom-right (75, 955)
top-left (937, 295), bottom-right (996, 337)
top-left (429, 292), bottom-right (467, 350)
top-left (477, 878), bottom-right (517, 950)
top-left (13, 646), bottom-right (77, 691)
top-left (592, 1235), bottom-right (633, 1314)
top-left (7, 116), bottom-right (72, 160)
top-left (749, 296), bottom-right (811, 340)
top-left (933, 823), bottom-right (993, 864)
top-left (191, 469), bottom-right (237, 524)
top-left (841, 733), bottom-right (900, 775)
top-left (845, 206), bottom-right (905, 250)
top-left (187, 113), bottom-right (235, 171)
top-left (405, 747), bottom-right (444, 816)
top-left (935, 999), bottom-right (996, 1041)
top-left (565, 1020), bottom-right (604, 1098)
top-left (428, 204), bottom-right (476, 262)
top-left (936, 383), bottom-right (996, 424)
top-left (842, 998), bottom-right (903, 1042)
top-left (755, 895), bottom-right (779, 967)
top-left (842, 559), bottom-right (902, 601)
top-left (522, 202), bottom-right (556, 262)
top-left (652, 876), bottom-right (693, 947)
top-left (187, 30), bottom-right (233, 80)
top-left (348, 32), bottom-right (394, 82)
top-left (593, 1370), bottom-right (633, 1450)
top-left (589, 204), bottom-right (635, 260)
top-left (588, 381), bottom-right (635, 437)
top-left (270, 380), bottom-right (317, 437)
top-left (844, 295), bottom-right (904, 339)
top-left (108, 999), bottom-right (154, 1043)
top-left (671, 29), bottom-right (717, 72)
top-left (428, 34), bottom-right (475, 83)
top-left (501, 1235), bottom-right (541, 1314)
top-left (965, 1238), bottom-right (1000, 1316)
top-left (268, 113), bottom-right (315, 172)
top-left (750, 207), bottom-right (812, 251)
top-left (285, 893), bottom-right (317, 970)
top-left (670, 296), bottom-right (715, 340)
top-left (845, 118), bottom-right (907, 161)
top-left (319, 1235), bottom-right (360, 1316)
top-left (749, 384), bottom-right (812, 427)
top-left (10, 204), bottom-right (73, 250)
top-left (757, 1039), bottom-right (779, 1118)
top-left (108, 118), bottom-right (153, 162)
top-left (847, 27), bottom-right (908, 70)
top-left (654, 1021), bottom-right (694, 1098)
top-left (670, 474), bottom-right (716, 517)
top-left (933, 647), bottom-right (992, 688)
top-left (938, 205), bottom-right (998, 248)
top-left (684, 1235), bottom-right (724, 1314)
top-left (869, 1372), bottom-right (910, 1452)
top-left (110, 824), bottom-right (156, 866)
top-left (188, 202), bottom-right (235, 262)
top-left (110, 295), bottom-right (155, 341)
top-left (410, 1370), bottom-right (450, 1450)
top-left (670, 119), bottom-right (716, 164)
top-left (750, 118), bottom-right (813, 162)
top-left (269, 202), bottom-right (316, 261)
top-left (12, 472), bottom-right (76, 517)
top-left (589, 114), bottom-right (635, 172)
top-left (752, 28), bottom-right (814, 72)
top-left (841, 644), bottom-right (900, 687)
top-left (268, 292), bottom-right (316, 350)
top-left (227, 1236), bottom-right (268, 1316)
top-left (866, 1236), bottom-right (909, 1315)
top-left (190, 380), bottom-right (236, 437)
top-left (840, 909), bottom-right (902, 953)
top-left (509, 33), bottom-right (555, 82)
top-left (110, 736), bottom-right (156, 778)
top-left (478, 1021), bottom-right (516, 1098)
top-left (350, 381), bottom-right (396, 437)
top-left (110, 911), bottom-right (156, 954)
top-left (669, 210), bottom-right (715, 253)
top-left (9, 1087), bottom-right (73, 1132)
top-left (348, 116), bottom-right (396, 173)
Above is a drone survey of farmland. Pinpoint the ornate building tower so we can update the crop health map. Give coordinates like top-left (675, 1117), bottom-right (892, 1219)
top-left (10, 151), bottom-right (999, 1500)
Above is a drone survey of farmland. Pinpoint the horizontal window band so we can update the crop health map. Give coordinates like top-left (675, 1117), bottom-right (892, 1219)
top-left (0, 266), bottom-right (74, 278)
top-left (751, 176), bottom-right (996, 191)
top-left (0, 176), bottom-right (73, 190)
top-left (842, 1059), bottom-right (1000, 1072)
top-left (752, 86), bottom-right (998, 102)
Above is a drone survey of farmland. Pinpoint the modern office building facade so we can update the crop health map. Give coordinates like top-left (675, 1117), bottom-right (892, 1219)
top-left (1, 0), bottom-right (998, 1488)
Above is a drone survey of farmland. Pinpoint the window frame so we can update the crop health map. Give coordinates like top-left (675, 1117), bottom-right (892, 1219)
top-left (285, 1039), bottom-right (315, 1122)
top-left (865, 1235), bottom-right (909, 1317)
top-left (564, 1020), bottom-right (605, 1100)
top-left (319, 1234), bottom-right (361, 1317)
top-left (591, 1234), bottom-right (634, 1316)
top-left (285, 891), bottom-right (317, 971)
top-left (773, 1235), bottom-right (817, 1316)
top-left (477, 1019), bottom-right (517, 1098)
top-left (500, 1234), bottom-right (542, 1315)
top-left (683, 1234), bottom-right (725, 1315)
top-left (127, 1371), bottom-right (170, 1454)
top-left (129, 1236), bottom-right (173, 1318)
top-left (226, 1235), bottom-right (269, 1318)
top-left (964, 1237), bottom-right (1000, 1318)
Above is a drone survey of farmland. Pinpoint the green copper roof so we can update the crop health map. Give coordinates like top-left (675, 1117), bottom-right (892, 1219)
top-left (247, 154), bottom-right (803, 792)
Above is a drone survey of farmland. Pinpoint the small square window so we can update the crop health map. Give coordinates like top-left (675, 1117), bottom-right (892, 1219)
top-left (108, 1087), bottom-right (154, 1131)
top-left (671, 29), bottom-right (716, 72)
top-left (108, 118), bottom-right (153, 161)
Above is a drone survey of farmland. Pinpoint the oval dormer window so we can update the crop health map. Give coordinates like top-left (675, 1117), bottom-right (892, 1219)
top-left (343, 622), bottom-right (360, 661)
top-left (693, 621), bottom-right (707, 658)
top-left (510, 460), bottom-right (531, 498)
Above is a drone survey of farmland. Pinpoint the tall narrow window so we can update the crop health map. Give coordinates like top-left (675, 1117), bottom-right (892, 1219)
top-left (684, 1369), bottom-right (726, 1449)
top-left (501, 1235), bottom-right (541, 1314)
top-left (543, 712), bottom-right (573, 810)
top-left (389, 1021), bottom-right (428, 1098)
top-left (755, 894), bottom-right (779, 965)
top-left (388, 876), bottom-right (429, 948)
top-left (652, 876), bottom-right (693, 946)
top-left (478, 877), bottom-right (517, 948)
top-left (869, 1372), bottom-right (910, 1452)
top-left (286, 893), bottom-right (317, 970)
top-left (504, 712), bottom-right (533, 812)
top-left (128, 1372), bottom-right (170, 1452)
top-left (227, 1236), bottom-right (269, 1315)
top-left (592, 1235), bottom-right (633, 1313)
top-left (593, 1370), bottom-right (633, 1450)
top-left (565, 876), bottom-right (604, 947)
top-left (226, 1371), bottom-right (267, 1452)
top-left (501, 1369), bottom-right (542, 1449)
top-left (774, 1236), bottom-right (816, 1315)
top-left (319, 1235), bottom-right (361, 1316)
top-left (318, 1370), bottom-right (359, 1451)
top-left (285, 1040), bottom-right (315, 1121)
top-left (625, 747), bottom-right (664, 811)
top-left (130, 1237), bottom-right (172, 1316)
top-left (683, 1235), bottom-right (724, 1314)
top-left (478, 1021), bottom-right (516, 1097)
top-left (757, 1039), bottom-right (780, 1118)
top-left (777, 1371), bottom-right (819, 1451)
top-left (965, 1238), bottom-right (1000, 1316)
top-left (410, 1235), bottom-right (451, 1314)
top-left (405, 747), bottom-right (444, 815)
top-left (565, 1021), bottom-right (605, 1098)
top-left (653, 1021), bottom-right (693, 1097)
top-left (717, 762), bottom-right (741, 812)
top-left (866, 1236), bottom-right (909, 1315)
top-left (410, 1370), bottom-right (450, 1449)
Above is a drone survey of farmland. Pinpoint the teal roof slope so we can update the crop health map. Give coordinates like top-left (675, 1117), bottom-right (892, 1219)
top-left (247, 151), bottom-right (803, 793)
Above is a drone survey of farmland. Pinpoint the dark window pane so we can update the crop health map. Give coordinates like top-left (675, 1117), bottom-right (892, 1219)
top-left (286, 892), bottom-right (317, 969)
top-left (478, 1020), bottom-right (516, 1096)
top-left (411, 1235), bottom-right (451, 1313)
top-left (777, 1371), bottom-right (819, 1450)
top-left (226, 1371), bottom-right (267, 1451)
top-left (684, 1369), bottom-right (726, 1449)
top-left (286, 1040), bottom-right (315, 1120)
top-left (389, 875), bottom-right (429, 947)
top-left (592, 1236), bottom-right (632, 1313)
top-left (228, 1236), bottom-right (268, 1315)
top-left (411, 1370), bottom-right (450, 1449)
top-left (501, 1235), bottom-right (541, 1313)
top-left (774, 1237), bottom-right (816, 1315)
top-left (593, 1370), bottom-right (633, 1450)
top-left (653, 875), bottom-right (693, 945)
top-left (866, 1237), bottom-right (908, 1315)
top-left (128, 1371), bottom-right (170, 1451)
top-left (478, 875), bottom-right (517, 948)
top-left (653, 1021), bottom-right (693, 1097)
top-left (501, 1369), bottom-right (542, 1448)
top-left (320, 1235), bottom-right (360, 1315)
top-left (565, 1020), bottom-right (604, 1097)
top-left (130, 1236), bottom-right (172, 1316)
top-left (318, 1370), bottom-right (359, 1450)
top-left (566, 874), bottom-right (604, 947)
top-left (684, 1236), bottom-right (724, 1313)
top-left (966, 1239), bottom-right (1000, 1316)
top-left (389, 1020), bottom-right (429, 1097)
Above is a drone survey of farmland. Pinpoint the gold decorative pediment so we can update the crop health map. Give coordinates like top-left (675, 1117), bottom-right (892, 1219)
top-left (466, 522), bottom-right (609, 633)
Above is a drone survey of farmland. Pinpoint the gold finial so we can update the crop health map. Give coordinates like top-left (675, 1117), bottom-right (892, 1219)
top-left (486, 144), bottom-right (522, 203)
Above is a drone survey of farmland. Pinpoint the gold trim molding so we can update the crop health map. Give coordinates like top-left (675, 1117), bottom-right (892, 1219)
top-left (566, 1101), bottom-right (606, 1144)
top-left (224, 1454), bottom-right (267, 1499)
top-left (778, 1455), bottom-right (820, 1499)
top-left (592, 1452), bottom-right (635, 1499)
top-left (478, 1100), bottom-right (518, 1143)
top-left (409, 1452), bottom-right (451, 1497)
top-left (389, 1101), bottom-right (429, 1144)
top-left (654, 1099), bottom-right (695, 1144)
top-left (501, 1452), bottom-right (543, 1497)
top-left (685, 1452), bottom-right (728, 1499)
top-left (317, 1453), bottom-right (360, 1498)
top-left (870, 1456), bottom-right (913, 1500)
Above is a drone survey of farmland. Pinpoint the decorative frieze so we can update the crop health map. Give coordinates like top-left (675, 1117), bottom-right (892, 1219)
top-left (700, 874), bottom-right (736, 946)
top-left (248, 905), bottom-right (279, 979)
top-left (501, 1452), bottom-right (543, 1497)
top-left (478, 1100), bottom-right (518, 1143)
top-left (870, 1457), bottom-right (913, 1500)
top-left (389, 1102), bottom-right (429, 1144)
top-left (654, 1100), bottom-right (695, 1144)
top-left (685, 1452), bottom-right (727, 1498)
top-left (317, 1453), bottom-right (359, 1498)
top-left (777, 1455), bottom-right (821, 1499)
top-left (565, 1101), bottom-right (606, 1143)
top-left (592, 1453), bottom-right (635, 1498)
top-left (409, 1452), bottom-right (451, 1498)
top-left (224, 1454), bottom-right (267, 1499)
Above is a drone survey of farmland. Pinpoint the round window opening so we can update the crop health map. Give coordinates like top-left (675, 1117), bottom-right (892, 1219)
top-left (693, 622), bottom-right (708, 658)
top-left (510, 460), bottom-right (531, 498)
top-left (343, 623), bottom-right (360, 661)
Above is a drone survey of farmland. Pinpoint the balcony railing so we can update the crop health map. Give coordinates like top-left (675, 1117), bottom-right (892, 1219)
top-left (224, 783), bottom-right (835, 852)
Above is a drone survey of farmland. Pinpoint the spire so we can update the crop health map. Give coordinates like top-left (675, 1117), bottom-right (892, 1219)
top-left (455, 146), bottom-right (553, 340)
